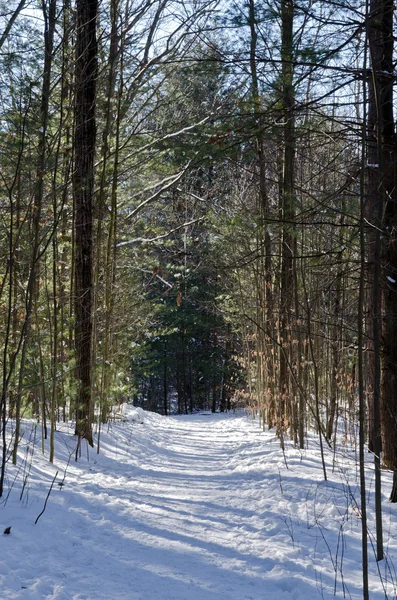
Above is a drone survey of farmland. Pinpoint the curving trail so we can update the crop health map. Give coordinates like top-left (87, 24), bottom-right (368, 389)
top-left (0, 410), bottom-right (395, 599)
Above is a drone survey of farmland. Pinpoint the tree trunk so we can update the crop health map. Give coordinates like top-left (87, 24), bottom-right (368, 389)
top-left (279, 0), bottom-right (295, 436)
top-left (367, 0), bottom-right (396, 485)
top-left (73, 0), bottom-right (98, 447)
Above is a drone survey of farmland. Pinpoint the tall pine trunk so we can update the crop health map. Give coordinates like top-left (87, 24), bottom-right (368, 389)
top-left (367, 0), bottom-right (396, 505)
top-left (73, 0), bottom-right (98, 447)
top-left (279, 0), bottom-right (295, 439)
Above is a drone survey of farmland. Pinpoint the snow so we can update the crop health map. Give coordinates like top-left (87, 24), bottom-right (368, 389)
top-left (0, 409), bottom-right (396, 600)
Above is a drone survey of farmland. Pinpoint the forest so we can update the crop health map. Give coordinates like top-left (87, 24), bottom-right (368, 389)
top-left (0, 0), bottom-right (395, 594)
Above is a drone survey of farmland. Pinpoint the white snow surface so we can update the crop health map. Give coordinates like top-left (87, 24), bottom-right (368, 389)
top-left (0, 408), bottom-right (397, 600)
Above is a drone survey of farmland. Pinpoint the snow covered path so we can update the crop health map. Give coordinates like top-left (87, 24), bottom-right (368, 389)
top-left (0, 410), bottom-right (396, 600)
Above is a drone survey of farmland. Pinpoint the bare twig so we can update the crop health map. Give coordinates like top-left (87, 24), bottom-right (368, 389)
top-left (34, 471), bottom-right (58, 525)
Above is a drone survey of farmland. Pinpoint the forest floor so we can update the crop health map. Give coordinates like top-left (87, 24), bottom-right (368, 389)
top-left (0, 408), bottom-right (396, 600)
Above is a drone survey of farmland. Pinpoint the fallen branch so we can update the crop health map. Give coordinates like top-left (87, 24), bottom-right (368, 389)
top-left (35, 471), bottom-right (58, 525)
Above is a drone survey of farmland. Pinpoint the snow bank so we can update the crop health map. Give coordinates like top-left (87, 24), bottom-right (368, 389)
top-left (120, 404), bottom-right (145, 424)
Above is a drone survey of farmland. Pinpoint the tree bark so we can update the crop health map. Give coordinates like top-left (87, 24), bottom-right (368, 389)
top-left (73, 0), bottom-right (98, 447)
top-left (279, 0), bottom-right (295, 437)
top-left (367, 0), bottom-right (396, 496)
